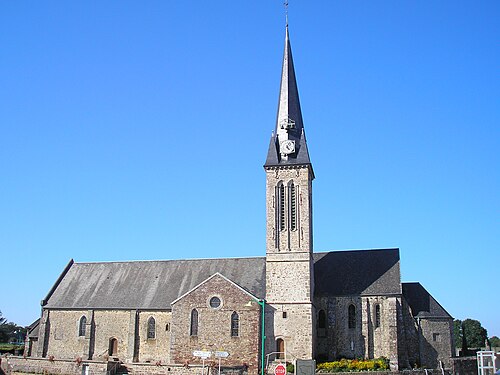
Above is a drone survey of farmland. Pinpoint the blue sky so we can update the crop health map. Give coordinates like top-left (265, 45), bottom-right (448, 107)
top-left (1, 1), bottom-right (498, 337)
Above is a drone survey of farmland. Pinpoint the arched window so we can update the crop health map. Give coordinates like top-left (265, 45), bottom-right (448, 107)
top-left (289, 182), bottom-right (297, 231)
top-left (375, 304), bottom-right (381, 328)
top-left (318, 310), bottom-right (327, 329)
top-left (147, 317), bottom-right (156, 339)
top-left (231, 312), bottom-right (239, 337)
top-left (79, 316), bottom-right (87, 337)
top-left (190, 309), bottom-right (198, 336)
top-left (348, 304), bottom-right (356, 329)
top-left (108, 338), bottom-right (118, 356)
top-left (278, 183), bottom-right (285, 231)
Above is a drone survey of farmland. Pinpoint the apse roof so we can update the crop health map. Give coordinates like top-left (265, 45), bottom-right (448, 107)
top-left (402, 282), bottom-right (453, 319)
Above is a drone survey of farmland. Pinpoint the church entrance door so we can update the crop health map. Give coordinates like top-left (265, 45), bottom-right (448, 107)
top-left (276, 338), bottom-right (285, 359)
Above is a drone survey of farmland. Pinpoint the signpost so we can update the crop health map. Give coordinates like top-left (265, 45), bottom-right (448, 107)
top-left (193, 350), bottom-right (212, 375)
top-left (275, 363), bottom-right (287, 375)
top-left (214, 351), bottom-right (230, 375)
top-left (193, 350), bottom-right (230, 375)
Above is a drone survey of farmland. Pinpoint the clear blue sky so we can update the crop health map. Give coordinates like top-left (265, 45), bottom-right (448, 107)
top-left (1, 1), bottom-right (498, 337)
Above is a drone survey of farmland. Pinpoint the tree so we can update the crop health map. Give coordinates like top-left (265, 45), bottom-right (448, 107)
top-left (462, 319), bottom-right (488, 348)
top-left (0, 311), bottom-right (26, 344)
top-left (453, 319), bottom-right (462, 348)
top-left (490, 336), bottom-right (500, 348)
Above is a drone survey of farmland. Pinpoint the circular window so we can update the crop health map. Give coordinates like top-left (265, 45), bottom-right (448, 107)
top-left (209, 296), bottom-right (221, 309)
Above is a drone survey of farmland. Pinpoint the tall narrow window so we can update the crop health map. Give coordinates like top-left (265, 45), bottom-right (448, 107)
top-left (231, 312), bottom-right (239, 337)
top-left (79, 316), bottom-right (87, 337)
top-left (276, 338), bottom-right (285, 359)
top-left (318, 310), bottom-right (327, 329)
top-left (279, 183), bottom-right (285, 231)
top-left (108, 338), bottom-right (118, 356)
top-left (190, 309), bottom-right (198, 336)
top-left (289, 182), bottom-right (297, 231)
top-left (375, 304), bottom-right (381, 328)
top-left (147, 317), bottom-right (156, 339)
top-left (348, 304), bottom-right (356, 329)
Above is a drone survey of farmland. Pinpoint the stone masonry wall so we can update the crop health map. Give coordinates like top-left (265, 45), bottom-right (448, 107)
top-left (315, 296), bottom-right (401, 367)
top-left (34, 309), bottom-right (173, 364)
top-left (170, 274), bottom-right (260, 374)
top-left (264, 302), bottom-right (315, 360)
top-left (265, 167), bottom-right (313, 255)
top-left (265, 166), bottom-right (315, 360)
top-left (418, 318), bottom-right (453, 369)
top-left (137, 311), bottom-right (172, 364)
top-left (40, 310), bottom-right (93, 360)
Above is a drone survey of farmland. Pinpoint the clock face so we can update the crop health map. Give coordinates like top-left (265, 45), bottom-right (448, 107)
top-left (281, 140), bottom-right (295, 154)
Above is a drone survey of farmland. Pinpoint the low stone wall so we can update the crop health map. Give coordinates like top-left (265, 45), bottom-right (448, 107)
top-left (0, 357), bottom-right (249, 375)
top-left (1, 356), bottom-right (108, 375)
top-left (451, 357), bottom-right (478, 375)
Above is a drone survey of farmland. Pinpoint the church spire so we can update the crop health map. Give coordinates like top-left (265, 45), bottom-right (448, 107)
top-left (264, 26), bottom-right (312, 173)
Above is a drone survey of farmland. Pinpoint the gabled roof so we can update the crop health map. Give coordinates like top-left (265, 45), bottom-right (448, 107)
top-left (314, 249), bottom-right (402, 296)
top-left (43, 249), bottom-right (407, 310)
top-left (44, 257), bottom-right (266, 310)
top-left (171, 272), bottom-right (260, 305)
top-left (402, 282), bottom-right (453, 319)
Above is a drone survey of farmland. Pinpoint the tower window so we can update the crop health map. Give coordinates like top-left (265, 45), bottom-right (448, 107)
top-left (279, 183), bottom-right (285, 231)
top-left (147, 317), bottom-right (156, 339)
top-left (374, 304), bottom-right (381, 328)
top-left (190, 309), bottom-right (198, 336)
top-left (348, 304), bottom-right (356, 329)
top-left (78, 316), bottom-right (87, 337)
top-left (231, 312), bottom-right (239, 337)
top-left (318, 310), bottom-right (327, 329)
top-left (289, 182), bottom-right (297, 231)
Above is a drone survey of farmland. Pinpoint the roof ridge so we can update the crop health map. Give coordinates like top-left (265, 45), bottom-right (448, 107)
top-left (74, 255), bottom-right (266, 265)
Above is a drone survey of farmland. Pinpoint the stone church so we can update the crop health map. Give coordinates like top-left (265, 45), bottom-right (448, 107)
top-left (25, 26), bottom-right (454, 374)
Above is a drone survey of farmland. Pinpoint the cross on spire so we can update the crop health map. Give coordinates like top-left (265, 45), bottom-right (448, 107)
top-left (284, 1), bottom-right (289, 26)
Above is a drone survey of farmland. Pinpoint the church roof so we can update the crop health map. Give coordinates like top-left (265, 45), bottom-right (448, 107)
top-left (402, 282), bottom-right (453, 319)
top-left (43, 248), bottom-right (403, 310)
top-left (265, 26), bottom-right (312, 171)
top-left (313, 249), bottom-right (402, 296)
top-left (43, 257), bottom-right (266, 310)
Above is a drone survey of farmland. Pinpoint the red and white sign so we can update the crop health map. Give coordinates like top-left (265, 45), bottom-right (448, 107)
top-left (275, 364), bottom-right (286, 375)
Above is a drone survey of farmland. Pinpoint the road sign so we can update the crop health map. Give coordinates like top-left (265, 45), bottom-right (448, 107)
top-left (214, 351), bottom-right (229, 358)
top-left (275, 364), bottom-right (286, 375)
top-left (193, 350), bottom-right (212, 358)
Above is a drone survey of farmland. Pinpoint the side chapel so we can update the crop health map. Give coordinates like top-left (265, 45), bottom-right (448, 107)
top-left (25, 25), bottom-right (454, 374)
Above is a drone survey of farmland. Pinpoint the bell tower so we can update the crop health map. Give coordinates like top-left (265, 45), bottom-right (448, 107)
top-left (264, 25), bottom-right (315, 360)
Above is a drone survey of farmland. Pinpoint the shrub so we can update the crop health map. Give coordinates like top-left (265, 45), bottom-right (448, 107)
top-left (316, 357), bottom-right (390, 372)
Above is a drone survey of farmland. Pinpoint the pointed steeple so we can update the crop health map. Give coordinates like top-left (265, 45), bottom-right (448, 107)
top-left (264, 26), bottom-right (312, 174)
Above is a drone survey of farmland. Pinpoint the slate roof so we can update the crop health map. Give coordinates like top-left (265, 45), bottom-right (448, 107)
top-left (27, 318), bottom-right (40, 338)
top-left (44, 248), bottom-right (403, 310)
top-left (265, 26), bottom-right (312, 171)
top-left (44, 257), bottom-right (266, 310)
top-left (402, 282), bottom-right (452, 319)
top-left (314, 249), bottom-right (402, 296)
